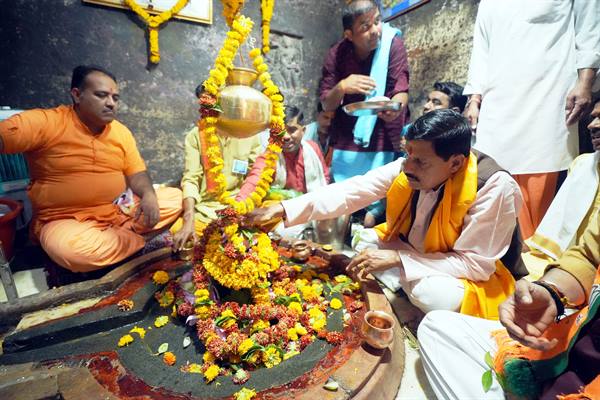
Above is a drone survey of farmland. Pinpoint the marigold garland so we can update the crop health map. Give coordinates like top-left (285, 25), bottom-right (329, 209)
top-left (124, 0), bottom-right (189, 64)
top-left (260, 0), bottom-right (275, 53)
top-left (199, 19), bottom-right (286, 215)
top-left (222, 0), bottom-right (246, 27)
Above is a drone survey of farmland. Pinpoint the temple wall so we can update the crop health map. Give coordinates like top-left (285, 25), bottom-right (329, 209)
top-left (0, 0), bottom-right (343, 183)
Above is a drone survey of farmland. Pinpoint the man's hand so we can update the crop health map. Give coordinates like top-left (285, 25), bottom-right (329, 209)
top-left (340, 74), bottom-right (377, 96)
top-left (244, 203), bottom-right (285, 227)
top-left (136, 192), bottom-right (160, 228)
top-left (173, 223), bottom-right (196, 251)
top-left (363, 211), bottom-right (377, 228)
top-left (565, 81), bottom-right (592, 126)
top-left (377, 109), bottom-right (401, 123)
top-left (464, 96), bottom-right (481, 132)
top-left (498, 279), bottom-right (559, 351)
top-left (346, 248), bottom-right (402, 280)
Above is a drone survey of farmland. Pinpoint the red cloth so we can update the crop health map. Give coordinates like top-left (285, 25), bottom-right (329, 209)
top-left (319, 36), bottom-right (410, 153)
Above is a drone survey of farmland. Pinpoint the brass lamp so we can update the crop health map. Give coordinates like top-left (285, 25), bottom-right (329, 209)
top-left (216, 67), bottom-right (272, 138)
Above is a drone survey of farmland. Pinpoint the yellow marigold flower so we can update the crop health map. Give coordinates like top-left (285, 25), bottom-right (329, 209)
top-left (159, 291), bottom-right (175, 307)
top-left (154, 315), bottom-right (169, 328)
top-left (300, 285), bottom-right (318, 301)
top-left (330, 298), bottom-right (343, 310)
top-left (224, 223), bottom-right (239, 237)
top-left (309, 307), bottom-right (326, 332)
top-left (273, 287), bottom-right (287, 297)
top-left (118, 334), bottom-right (134, 347)
top-left (257, 63), bottom-right (269, 73)
top-left (129, 326), bottom-right (146, 339)
top-left (246, 351), bottom-right (260, 364)
top-left (252, 55), bottom-right (264, 67)
top-left (203, 351), bottom-right (216, 364)
top-left (238, 338), bottom-right (255, 355)
top-left (187, 363), bottom-right (203, 374)
top-left (288, 301), bottom-right (303, 315)
top-left (152, 270), bottom-right (169, 285)
top-left (194, 288), bottom-right (210, 301)
top-left (204, 364), bottom-right (220, 383)
top-left (312, 283), bottom-right (324, 296)
top-left (262, 347), bottom-right (282, 369)
top-left (287, 327), bottom-right (298, 341)
top-left (251, 319), bottom-right (270, 334)
top-left (163, 351), bottom-right (176, 366)
top-left (334, 274), bottom-right (351, 284)
top-left (249, 48), bottom-right (261, 58)
top-left (295, 322), bottom-right (308, 336)
top-left (234, 387), bottom-right (257, 400)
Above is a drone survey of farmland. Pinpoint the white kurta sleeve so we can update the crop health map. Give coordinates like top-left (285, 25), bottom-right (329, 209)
top-left (398, 172), bottom-right (523, 282)
top-left (282, 158), bottom-right (404, 226)
top-left (463, 0), bottom-right (491, 96)
top-left (573, 0), bottom-right (600, 69)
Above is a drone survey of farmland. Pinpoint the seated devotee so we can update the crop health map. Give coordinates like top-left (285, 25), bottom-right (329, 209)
top-left (246, 109), bottom-right (527, 318)
top-left (171, 88), bottom-right (263, 250)
top-left (418, 216), bottom-right (600, 400)
top-left (241, 106), bottom-right (331, 238)
top-left (522, 98), bottom-right (600, 278)
top-left (303, 101), bottom-right (335, 163)
top-left (0, 65), bottom-right (182, 273)
top-left (399, 81), bottom-right (468, 152)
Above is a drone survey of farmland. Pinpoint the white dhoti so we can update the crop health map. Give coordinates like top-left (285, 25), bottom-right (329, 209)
top-left (353, 228), bottom-right (464, 313)
top-left (417, 310), bottom-right (504, 400)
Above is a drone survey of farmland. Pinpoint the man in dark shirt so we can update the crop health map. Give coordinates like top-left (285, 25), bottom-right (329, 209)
top-left (320, 0), bottom-right (409, 226)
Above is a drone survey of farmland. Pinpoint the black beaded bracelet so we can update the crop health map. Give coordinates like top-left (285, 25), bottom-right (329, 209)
top-left (532, 280), bottom-right (566, 322)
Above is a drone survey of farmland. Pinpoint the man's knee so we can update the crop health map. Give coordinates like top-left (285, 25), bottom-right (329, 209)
top-left (407, 277), bottom-right (464, 313)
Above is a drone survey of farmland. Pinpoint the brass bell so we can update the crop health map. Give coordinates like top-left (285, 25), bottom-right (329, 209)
top-left (216, 67), bottom-right (272, 138)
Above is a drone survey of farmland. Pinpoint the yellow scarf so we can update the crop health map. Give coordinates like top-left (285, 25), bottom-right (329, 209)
top-left (374, 152), bottom-right (515, 320)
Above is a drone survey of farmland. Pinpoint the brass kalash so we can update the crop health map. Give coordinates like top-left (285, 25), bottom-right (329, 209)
top-left (216, 66), bottom-right (272, 138)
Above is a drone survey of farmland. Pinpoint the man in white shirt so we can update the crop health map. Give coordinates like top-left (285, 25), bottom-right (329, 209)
top-left (246, 109), bottom-right (525, 318)
top-left (463, 0), bottom-right (600, 240)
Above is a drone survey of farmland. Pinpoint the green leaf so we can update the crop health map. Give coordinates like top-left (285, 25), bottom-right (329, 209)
top-left (157, 342), bottom-right (169, 355)
top-left (215, 315), bottom-right (235, 327)
top-left (241, 344), bottom-right (265, 360)
top-left (481, 370), bottom-right (493, 392)
top-left (484, 351), bottom-right (494, 369)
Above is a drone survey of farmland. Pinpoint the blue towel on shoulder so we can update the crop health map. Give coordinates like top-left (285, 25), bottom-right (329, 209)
top-left (352, 23), bottom-right (402, 148)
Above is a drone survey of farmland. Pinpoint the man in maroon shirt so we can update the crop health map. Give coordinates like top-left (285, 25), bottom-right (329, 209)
top-left (320, 0), bottom-right (409, 226)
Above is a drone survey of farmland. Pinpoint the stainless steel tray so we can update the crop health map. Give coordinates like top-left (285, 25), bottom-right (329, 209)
top-left (343, 100), bottom-right (402, 117)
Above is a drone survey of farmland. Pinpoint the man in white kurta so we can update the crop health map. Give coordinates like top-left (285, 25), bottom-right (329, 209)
top-left (247, 110), bottom-right (523, 314)
top-left (463, 0), bottom-right (600, 240)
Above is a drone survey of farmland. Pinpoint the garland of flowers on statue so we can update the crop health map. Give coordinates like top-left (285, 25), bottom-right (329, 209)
top-left (199, 15), bottom-right (285, 215)
top-left (260, 0), bottom-right (275, 53)
top-left (124, 0), bottom-right (189, 64)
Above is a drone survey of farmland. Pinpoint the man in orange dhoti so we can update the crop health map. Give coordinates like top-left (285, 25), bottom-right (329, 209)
top-left (0, 65), bottom-right (182, 273)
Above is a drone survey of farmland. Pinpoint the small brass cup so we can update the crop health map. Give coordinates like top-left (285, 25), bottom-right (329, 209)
top-left (178, 240), bottom-right (194, 261)
top-left (361, 310), bottom-right (395, 349)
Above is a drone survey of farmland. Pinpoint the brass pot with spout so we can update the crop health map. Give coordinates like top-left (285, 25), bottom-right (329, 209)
top-left (216, 67), bottom-right (272, 138)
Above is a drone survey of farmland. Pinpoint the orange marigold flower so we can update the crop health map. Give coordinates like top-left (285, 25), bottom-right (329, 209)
top-left (163, 351), bottom-right (176, 366)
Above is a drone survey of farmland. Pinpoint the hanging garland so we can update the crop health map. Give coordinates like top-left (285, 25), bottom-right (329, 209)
top-left (124, 0), bottom-right (189, 64)
top-left (221, 0), bottom-right (246, 27)
top-left (199, 14), bottom-right (285, 215)
top-left (260, 0), bottom-right (275, 53)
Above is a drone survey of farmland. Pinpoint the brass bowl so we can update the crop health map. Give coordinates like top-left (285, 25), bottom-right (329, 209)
top-left (216, 67), bottom-right (272, 138)
top-left (361, 310), bottom-right (395, 349)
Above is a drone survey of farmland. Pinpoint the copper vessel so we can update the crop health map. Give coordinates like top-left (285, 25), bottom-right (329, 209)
top-left (216, 67), bottom-right (272, 138)
top-left (291, 240), bottom-right (312, 263)
top-left (361, 310), bottom-right (395, 349)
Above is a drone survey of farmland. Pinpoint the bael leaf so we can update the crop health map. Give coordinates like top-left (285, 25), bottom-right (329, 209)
top-left (183, 337), bottom-right (191, 348)
top-left (157, 342), bottom-right (169, 355)
top-left (481, 370), bottom-right (493, 392)
top-left (484, 351), bottom-right (494, 369)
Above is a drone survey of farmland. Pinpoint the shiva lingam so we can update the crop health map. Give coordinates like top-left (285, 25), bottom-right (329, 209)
top-left (216, 67), bottom-right (272, 138)
top-left (361, 310), bottom-right (395, 349)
